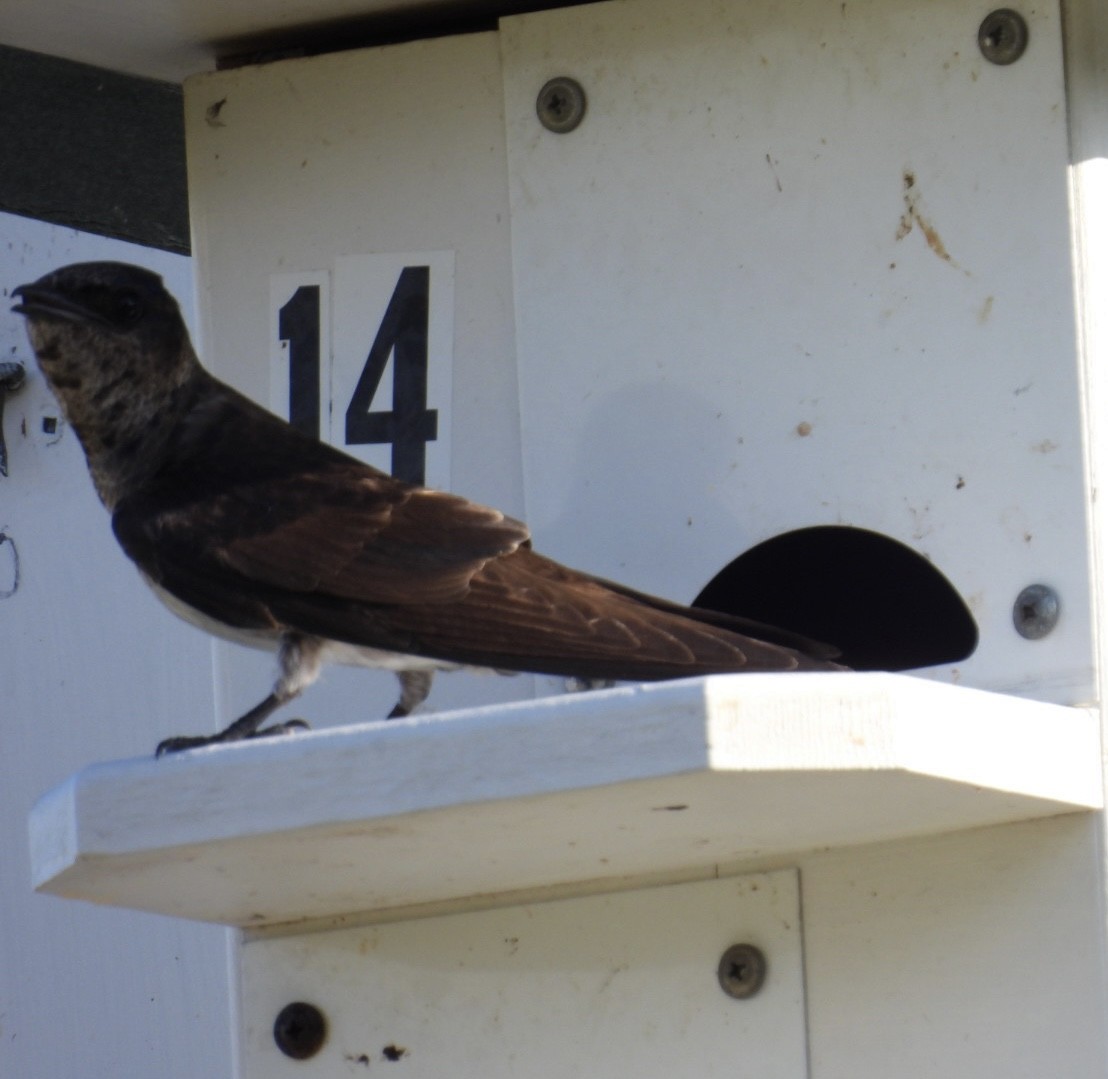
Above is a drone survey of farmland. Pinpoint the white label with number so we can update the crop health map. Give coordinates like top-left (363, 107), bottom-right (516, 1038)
top-left (271, 251), bottom-right (454, 490)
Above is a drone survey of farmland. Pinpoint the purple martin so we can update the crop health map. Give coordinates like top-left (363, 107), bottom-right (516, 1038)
top-left (13, 261), bottom-right (842, 753)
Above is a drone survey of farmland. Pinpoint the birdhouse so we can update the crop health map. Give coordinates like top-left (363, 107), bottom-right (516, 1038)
top-left (20, 0), bottom-right (1108, 1074)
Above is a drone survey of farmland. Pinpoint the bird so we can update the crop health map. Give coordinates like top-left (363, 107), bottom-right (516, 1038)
top-left (13, 260), bottom-right (843, 754)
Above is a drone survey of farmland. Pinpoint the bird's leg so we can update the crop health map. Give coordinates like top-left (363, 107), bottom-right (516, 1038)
top-left (388, 670), bottom-right (434, 719)
top-left (155, 634), bottom-right (323, 755)
top-left (155, 691), bottom-right (305, 755)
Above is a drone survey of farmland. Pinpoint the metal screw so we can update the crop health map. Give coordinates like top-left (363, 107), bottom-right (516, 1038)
top-left (1013, 583), bottom-right (1059, 640)
top-left (536, 76), bottom-right (587, 133)
top-left (978, 9), bottom-right (1028, 65)
top-left (273, 1001), bottom-right (327, 1060)
top-left (717, 943), bottom-right (767, 999)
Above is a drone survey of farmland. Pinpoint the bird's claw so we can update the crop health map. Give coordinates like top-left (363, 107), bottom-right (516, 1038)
top-left (155, 718), bottom-right (311, 757)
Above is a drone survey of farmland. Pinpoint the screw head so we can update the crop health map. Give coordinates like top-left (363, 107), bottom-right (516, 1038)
top-left (717, 943), bottom-right (767, 999)
top-left (536, 76), bottom-right (587, 133)
top-left (978, 9), bottom-right (1029, 65)
top-left (1013, 583), bottom-right (1060, 640)
top-left (273, 1001), bottom-right (327, 1060)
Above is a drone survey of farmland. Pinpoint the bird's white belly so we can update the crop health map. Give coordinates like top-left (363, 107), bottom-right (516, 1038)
top-left (143, 574), bottom-right (469, 674)
top-left (318, 639), bottom-right (465, 674)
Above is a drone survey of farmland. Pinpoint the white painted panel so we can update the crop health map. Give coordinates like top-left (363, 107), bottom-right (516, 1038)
top-left (803, 815), bottom-right (1108, 1077)
top-left (501, 0), bottom-right (1089, 703)
top-left (239, 870), bottom-right (807, 1078)
top-left (0, 214), bottom-right (232, 1077)
top-left (185, 32), bottom-right (533, 727)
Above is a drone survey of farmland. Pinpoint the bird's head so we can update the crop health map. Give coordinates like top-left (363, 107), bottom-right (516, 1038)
top-left (13, 261), bottom-right (188, 366)
top-left (11, 262), bottom-right (202, 506)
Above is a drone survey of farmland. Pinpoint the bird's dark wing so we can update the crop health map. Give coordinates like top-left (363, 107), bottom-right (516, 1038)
top-left (115, 458), bottom-right (839, 677)
top-left (112, 374), bottom-right (838, 676)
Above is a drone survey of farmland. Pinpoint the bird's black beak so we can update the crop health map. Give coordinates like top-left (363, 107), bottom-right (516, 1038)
top-left (11, 283), bottom-right (111, 327)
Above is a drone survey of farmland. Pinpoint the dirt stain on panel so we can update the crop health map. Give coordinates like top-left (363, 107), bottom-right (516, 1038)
top-left (896, 171), bottom-right (969, 275)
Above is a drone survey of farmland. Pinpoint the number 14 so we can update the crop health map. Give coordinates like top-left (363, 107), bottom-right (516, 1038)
top-left (277, 264), bottom-right (441, 487)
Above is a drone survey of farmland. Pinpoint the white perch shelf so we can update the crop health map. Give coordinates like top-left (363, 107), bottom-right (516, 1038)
top-left (29, 673), bottom-right (1102, 929)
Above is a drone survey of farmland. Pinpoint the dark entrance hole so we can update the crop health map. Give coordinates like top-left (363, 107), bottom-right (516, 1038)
top-left (693, 525), bottom-right (978, 671)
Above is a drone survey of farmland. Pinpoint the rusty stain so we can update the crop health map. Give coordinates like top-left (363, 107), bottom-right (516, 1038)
top-left (795, 421), bottom-right (812, 437)
top-left (978, 295), bottom-right (994, 323)
top-left (895, 170), bottom-right (969, 275)
top-left (919, 218), bottom-right (950, 260)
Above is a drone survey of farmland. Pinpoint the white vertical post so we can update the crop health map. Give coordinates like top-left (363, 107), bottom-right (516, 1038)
top-left (1064, 0), bottom-right (1108, 1021)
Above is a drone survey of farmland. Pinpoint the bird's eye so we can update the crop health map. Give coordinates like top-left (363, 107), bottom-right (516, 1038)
top-left (112, 291), bottom-right (145, 326)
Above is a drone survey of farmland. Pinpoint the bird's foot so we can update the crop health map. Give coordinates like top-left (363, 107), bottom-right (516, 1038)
top-left (155, 718), bottom-right (310, 757)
